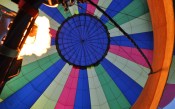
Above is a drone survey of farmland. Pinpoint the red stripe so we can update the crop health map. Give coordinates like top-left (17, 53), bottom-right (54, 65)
top-left (86, 0), bottom-right (99, 14)
top-left (49, 28), bottom-right (57, 38)
top-left (159, 84), bottom-right (175, 108)
top-left (109, 45), bottom-right (153, 68)
top-left (55, 67), bottom-right (80, 109)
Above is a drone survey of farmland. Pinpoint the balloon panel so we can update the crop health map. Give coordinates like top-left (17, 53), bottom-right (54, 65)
top-left (0, 0), bottom-right (154, 109)
top-left (158, 46), bottom-right (175, 109)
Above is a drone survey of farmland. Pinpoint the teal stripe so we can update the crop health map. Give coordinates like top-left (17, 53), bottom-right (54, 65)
top-left (0, 53), bottom-right (60, 99)
top-left (105, 0), bottom-right (149, 29)
top-left (57, 5), bottom-right (72, 18)
top-left (95, 65), bottom-right (131, 109)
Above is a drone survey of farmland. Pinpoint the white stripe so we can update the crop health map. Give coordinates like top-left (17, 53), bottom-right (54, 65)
top-left (31, 64), bottom-right (73, 109)
top-left (22, 46), bottom-right (57, 66)
top-left (69, 2), bottom-right (79, 15)
top-left (109, 13), bottom-right (152, 37)
top-left (94, 0), bottom-right (112, 18)
top-left (0, 0), bottom-right (18, 12)
top-left (167, 56), bottom-right (175, 84)
top-left (106, 52), bottom-right (149, 87)
top-left (87, 67), bottom-right (110, 109)
top-left (39, 10), bottom-right (60, 30)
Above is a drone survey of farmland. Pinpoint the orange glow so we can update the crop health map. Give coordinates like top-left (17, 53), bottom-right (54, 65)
top-left (19, 16), bottom-right (51, 57)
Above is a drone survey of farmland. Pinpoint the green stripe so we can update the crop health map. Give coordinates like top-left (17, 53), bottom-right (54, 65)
top-left (105, 0), bottom-right (149, 29)
top-left (0, 53), bottom-right (60, 99)
top-left (168, 56), bottom-right (175, 84)
top-left (95, 65), bottom-right (131, 109)
top-left (57, 5), bottom-right (72, 18)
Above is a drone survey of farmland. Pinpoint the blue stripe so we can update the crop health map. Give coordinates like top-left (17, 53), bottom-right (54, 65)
top-left (51, 37), bottom-right (55, 45)
top-left (110, 31), bottom-right (153, 50)
top-left (100, 0), bottom-right (132, 23)
top-left (78, 3), bottom-right (87, 13)
top-left (101, 59), bottom-right (143, 105)
top-left (74, 69), bottom-right (91, 109)
top-left (0, 60), bottom-right (66, 109)
top-left (39, 4), bottom-right (65, 24)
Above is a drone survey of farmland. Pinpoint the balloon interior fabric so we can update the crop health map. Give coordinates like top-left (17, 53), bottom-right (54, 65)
top-left (56, 14), bottom-right (110, 67)
top-left (0, 0), bottom-right (154, 109)
top-left (158, 46), bottom-right (175, 109)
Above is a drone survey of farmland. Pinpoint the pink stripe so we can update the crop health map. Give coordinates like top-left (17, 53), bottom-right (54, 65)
top-left (49, 28), bottom-right (57, 38)
top-left (159, 84), bottom-right (175, 108)
top-left (109, 45), bottom-right (153, 68)
top-left (55, 67), bottom-right (80, 109)
top-left (86, 0), bottom-right (99, 14)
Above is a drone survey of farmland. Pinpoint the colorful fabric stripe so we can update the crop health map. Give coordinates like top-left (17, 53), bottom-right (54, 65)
top-left (31, 64), bottom-right (73, 109)
top-left (74, 69), bottom-right (91, 109)
top-left (109, 45), bottom-right (153, 68)
top-left (57, 5), bottom-right (72, 18)
top-left (94, 0), bottom-right (112, 18)
top-left (78, 2), bottom-right (87, 13)
top-left (100, 0), bottom-right (132, 23)
top-left (86, 0), bottom-right (99, 14)
top-left (0, 53), bottom-right (60, 100)
top-left (159, 84), bottom-right (175, 108)
top-left (50, 28), bottom-right (57, 38)
top-left (167, 56), bottom-right (175, 84)
top-left (55, 67), bottom-right (80, 109)
top-left (105, 0), bottom-right (149, 29)
top-left (101, 59), bottom-right (143, 105)
top-left (108, 13), bottom-right (152, 37)
top-left (39, 4), bottom-right (65, 24)
top-left (50, 28), bottom-right (57, 45)
top-left (22, 48), bottom-right (57, 66)
top-left (95, 65), bottom-right (131, 109)
top-left (106, 52), bottom-right (149, 87)
top-left (0, 1), bottom-right (156, 109)
top-left (87, 67), bottom-right (110, 109)
top-left (69, 2), bottom-right (79, 15)
top-left (0, 60), bottom-right (66, 109)
top-left (163, 98), bottom-right (175, 109)
top-left (110, 31), bottom-right (153, 50)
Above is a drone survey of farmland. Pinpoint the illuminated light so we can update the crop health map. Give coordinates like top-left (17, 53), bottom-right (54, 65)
top-left (19, 16), bottom-right (51, 57)
top-left (43, 0), bottom-right (59, 7)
